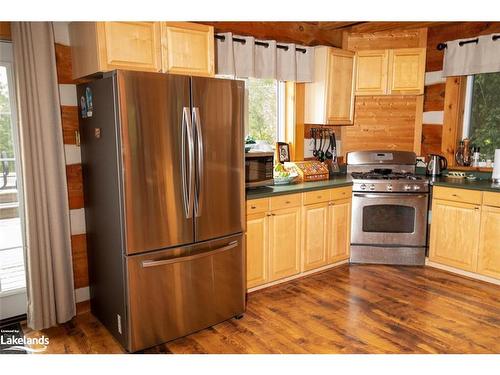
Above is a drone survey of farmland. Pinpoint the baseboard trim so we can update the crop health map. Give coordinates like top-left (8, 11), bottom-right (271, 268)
top-left (247, 259), bottom-right (349, 293)
top-left (74, 286), bottom-right (90, 303)
top-left (426, 259), bottom-right (500, 286)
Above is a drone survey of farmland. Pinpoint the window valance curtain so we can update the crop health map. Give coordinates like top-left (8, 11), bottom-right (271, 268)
top-left (443, 34), bottom-right (500, 76)
top-left (215, 32), bottom-right (315, 82)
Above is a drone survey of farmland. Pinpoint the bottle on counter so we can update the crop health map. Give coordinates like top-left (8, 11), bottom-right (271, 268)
top-left (463, 138), bottom-right (471, 166)
top-left (472, 146), bottom-right (481, 167)
top-left (455, 140), bottom-right (465, 166)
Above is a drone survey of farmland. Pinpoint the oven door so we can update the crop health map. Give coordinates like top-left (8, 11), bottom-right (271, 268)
top-left (351, 192), bottom-right (428, 247)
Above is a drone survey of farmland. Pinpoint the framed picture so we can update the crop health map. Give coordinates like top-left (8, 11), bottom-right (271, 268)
top-left (276, 142), bottom-right (290, 163)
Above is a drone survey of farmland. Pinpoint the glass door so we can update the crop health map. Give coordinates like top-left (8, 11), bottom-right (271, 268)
top-left (0, 41), bottom-right (26, 320)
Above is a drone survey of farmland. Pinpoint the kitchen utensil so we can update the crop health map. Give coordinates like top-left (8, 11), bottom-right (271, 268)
top-left (325, 132), bottom-right (333, 160)
top-left (426, 154), bottom-right (448, 176)
top-left (312, 129), bottom-right (318, 157)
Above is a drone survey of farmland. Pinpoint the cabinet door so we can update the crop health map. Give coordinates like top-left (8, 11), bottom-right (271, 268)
top-left (246, 212), bottom-right (269, 289)
top-left (327, 199), bottom-right (351, 263)
top-left (97, 22), bottom-right (162, 72)
top-left (387, 48), bottom-right (426, 95)
top-left (326, 49), bottom-right (355, 125)
top-left (302, 203), bottom-right (329, 271)
top-left (269, 207), bottom-right (301, 281)
top-left (161, 22), bottom-right (214, 77)
top-left (429, 199), bottom-right (481, 271)
top-left (477, 206), bottom-right (500, 279)
top-left (354, 50), bottom-right (388, 95)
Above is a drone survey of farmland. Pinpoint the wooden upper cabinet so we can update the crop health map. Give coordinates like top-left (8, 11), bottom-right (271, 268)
top-left (304, 47), bottom-right (355, 125)
top-left (354, 50), bottom-right (388, 96)
top-left (387, 48), bottom-right (426, 95)
top-left (355, 48), bottom-right (425, 96)
top-left (69, 22), bottom-right (214, 79)
top-left (161, 22), bottom-right (214, 77)
top-left (70, 22), bottom-right (162, 79)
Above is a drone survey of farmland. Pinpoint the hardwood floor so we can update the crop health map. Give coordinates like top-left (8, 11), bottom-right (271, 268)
top-left (24, 265), bottom-right (500, 354)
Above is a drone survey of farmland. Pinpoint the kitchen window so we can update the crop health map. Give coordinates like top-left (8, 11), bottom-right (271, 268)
top-left (462, 72), bottom-right (500, 160)
top-left (245, 78), bottom-right (285, 145)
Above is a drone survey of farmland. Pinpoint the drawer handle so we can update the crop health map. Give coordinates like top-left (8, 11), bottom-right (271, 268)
top-left (452, 194), bottom-right (458, 197)
top-left (285, 200), bottom-right (291, 204)
top-left (251, 205), bottom-right (257, 209)
top-left (141, 241), bottom-right (238, 268)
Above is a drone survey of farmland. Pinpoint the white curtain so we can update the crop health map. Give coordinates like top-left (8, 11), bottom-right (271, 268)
top-left (296, 45), bottom-right (315, 82)
top-left (443, 34), bottom-right (500, 76)
top-left (254, 40), bottom-right (277, 79)
top-left (11, 22), bottom-right (76, 330)
top-left (215, 32), bottom-right (235, 76)
top-left (233, 35), bottom-right (255, 78)
top-left (215, 32), bottom-right (315, 82)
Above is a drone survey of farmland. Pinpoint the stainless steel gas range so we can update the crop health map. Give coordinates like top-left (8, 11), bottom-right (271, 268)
top-left (347, 150), bottom-right (429, 266)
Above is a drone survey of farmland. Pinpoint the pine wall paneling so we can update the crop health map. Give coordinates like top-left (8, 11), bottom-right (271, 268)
top-left (53, 23), bottom-right (89, 302)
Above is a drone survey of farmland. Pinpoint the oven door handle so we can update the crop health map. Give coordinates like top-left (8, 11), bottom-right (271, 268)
top-left (353, 193), bottom-right (428, 199)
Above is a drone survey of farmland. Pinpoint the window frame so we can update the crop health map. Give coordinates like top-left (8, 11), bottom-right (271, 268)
top-left (461, 72), bottom-right (500, 161)
top-left (244, 77), bottom-right (286, 146)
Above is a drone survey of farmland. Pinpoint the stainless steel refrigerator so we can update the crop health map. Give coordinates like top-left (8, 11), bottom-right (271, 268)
top-left (77, 70), bottom-right (245, 352)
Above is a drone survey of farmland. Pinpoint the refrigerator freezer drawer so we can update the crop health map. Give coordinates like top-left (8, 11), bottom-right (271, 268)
top-left (126, 234), bottom-right (245, 352)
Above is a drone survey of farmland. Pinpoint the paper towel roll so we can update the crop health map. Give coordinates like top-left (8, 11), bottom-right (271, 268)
top-left (493, 149), bottom-right (500, 181)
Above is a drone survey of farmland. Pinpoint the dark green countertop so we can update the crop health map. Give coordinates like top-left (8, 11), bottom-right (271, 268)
top-left (246, 176), bottom-right (353, 200)
top-left (430, 176), bottom-right (500, 193)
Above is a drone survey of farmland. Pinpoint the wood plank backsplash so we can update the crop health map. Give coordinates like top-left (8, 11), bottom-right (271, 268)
top-left (342, 96), bottom-right (418, 156)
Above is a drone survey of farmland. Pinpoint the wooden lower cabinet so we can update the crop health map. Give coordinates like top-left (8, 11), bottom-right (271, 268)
top-left (302, 198), bottom-right (352, 271)
top-left (246, 187), bottom-right (352, 290)
top-left (328, 199), bottom-right (351, 263)
top-left (429, 198), bottom-right (481, 272)
top-left (477, 205), bottom-right (500, 279)
top-left (246, 212), bottom-right (269, 289)
top-left (269, 207), bottom-right (301, 281)
top-left (302, 203), bottom-right (329, 271)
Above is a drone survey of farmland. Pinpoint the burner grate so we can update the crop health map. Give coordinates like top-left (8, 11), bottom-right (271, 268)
top-left (351, 171), bottom-right (424, 181)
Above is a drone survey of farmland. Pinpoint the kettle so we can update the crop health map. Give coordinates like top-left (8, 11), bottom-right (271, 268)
top-left (426, 154), bottom-right (448, 176)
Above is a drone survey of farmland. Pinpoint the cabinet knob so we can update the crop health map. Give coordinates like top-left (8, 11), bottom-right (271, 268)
top-left (251, 205), bottom-right (256, 209)
top-left (285, 201), bottom-right (291, 204)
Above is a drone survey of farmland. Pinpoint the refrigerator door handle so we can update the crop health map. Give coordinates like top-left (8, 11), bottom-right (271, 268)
top-left (193, 107), bottom-right (204, 218)
top-left (181, 107), bottom-right (195, 219)
top-left (141, 240), bottom-right (238, 268)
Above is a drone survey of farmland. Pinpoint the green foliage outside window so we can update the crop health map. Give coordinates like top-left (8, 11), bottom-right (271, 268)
top-left (247, 78), bottom-right (277, 145)
top-left (469, 72), bottom-right (500, 160)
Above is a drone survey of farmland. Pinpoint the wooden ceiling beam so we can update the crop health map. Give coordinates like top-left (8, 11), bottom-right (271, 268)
top-left (199, 21), bottom-right (345, 47)
top-left (347, 21), bottom-right (458, 34)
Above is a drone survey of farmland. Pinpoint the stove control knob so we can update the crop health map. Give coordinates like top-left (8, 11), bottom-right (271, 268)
top-left (360, 184), bottom-right (367, 190)
top-left (369, 184), bottom-right (375, 191)
top-left (413, 185), bottom-right (421, 191)
top-left (387, 184), bottom-right (393, 191)
top-left (404, 185), bottom-right (412, 191)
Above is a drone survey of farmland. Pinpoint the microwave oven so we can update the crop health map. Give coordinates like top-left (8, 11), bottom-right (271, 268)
top-left (245, 152), bottom-right (274, 188)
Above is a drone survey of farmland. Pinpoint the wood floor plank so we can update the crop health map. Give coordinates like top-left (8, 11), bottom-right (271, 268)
top-left (24, 265), bottom-right (500, 354)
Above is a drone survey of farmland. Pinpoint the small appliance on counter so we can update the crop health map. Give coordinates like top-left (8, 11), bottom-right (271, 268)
top-left (245, 151), bottom-right (274, 188)
top-left (286, 161), bottom-right (329, 181)
top-left (426, 154), bottom-right (448, 176)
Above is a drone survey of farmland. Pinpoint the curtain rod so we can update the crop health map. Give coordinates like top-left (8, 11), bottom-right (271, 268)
top-left (436, 34), bottom-right (500, 51)
top-left (215, 34), bottom-right (307, 54)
